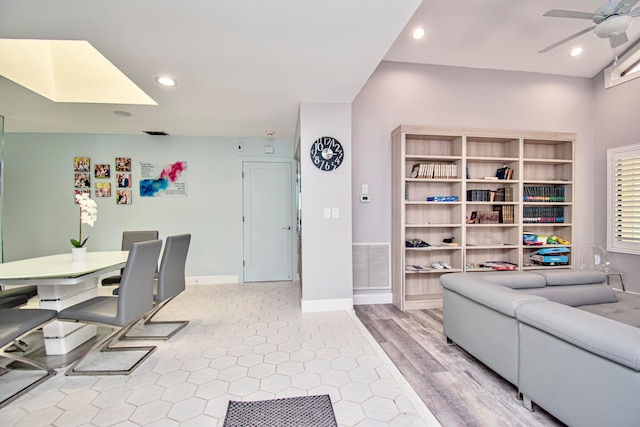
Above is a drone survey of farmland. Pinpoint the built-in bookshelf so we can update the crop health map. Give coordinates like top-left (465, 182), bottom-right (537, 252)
top-left (391, 126), bottom-right (575, 310)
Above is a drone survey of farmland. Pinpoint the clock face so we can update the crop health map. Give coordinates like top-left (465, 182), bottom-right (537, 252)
top-left (310, 136), bottom-right (344, 171)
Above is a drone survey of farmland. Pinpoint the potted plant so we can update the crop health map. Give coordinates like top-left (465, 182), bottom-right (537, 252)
top-left (71, 192), bottom-right (97, 261)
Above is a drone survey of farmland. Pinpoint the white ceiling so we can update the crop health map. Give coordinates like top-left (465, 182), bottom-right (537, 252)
top-left (1, 0), bottom-right (639, 138)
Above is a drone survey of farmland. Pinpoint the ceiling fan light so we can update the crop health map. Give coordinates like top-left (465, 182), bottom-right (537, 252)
top-left (594, 15), bottom-right (632, 38)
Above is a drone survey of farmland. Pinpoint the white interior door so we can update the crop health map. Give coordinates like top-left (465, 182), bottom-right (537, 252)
top-left (243, 162), bottom-right (293, 282)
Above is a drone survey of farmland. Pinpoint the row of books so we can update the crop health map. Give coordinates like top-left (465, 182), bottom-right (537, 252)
top-left (493, 205), bottom-right (515, 224)
top-left (410, 162), bottom-right (458, 179)
top-left (466, 187), bottom-right (513, 202)
top-left (523, 186), bottom-right (566, 202)
top-left (523, 206), bottom-right (565, 223)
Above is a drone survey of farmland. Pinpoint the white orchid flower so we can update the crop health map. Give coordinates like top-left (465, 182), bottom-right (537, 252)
top-left (71, 193), bottom-right (98, 248)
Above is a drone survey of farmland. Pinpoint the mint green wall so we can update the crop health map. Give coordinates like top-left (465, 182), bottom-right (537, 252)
top-left (4, 133), bottom-right (294, 278)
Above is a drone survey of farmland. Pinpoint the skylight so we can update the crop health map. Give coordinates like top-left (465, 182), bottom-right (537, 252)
top-left (0, 39), bottom-right (157, 105)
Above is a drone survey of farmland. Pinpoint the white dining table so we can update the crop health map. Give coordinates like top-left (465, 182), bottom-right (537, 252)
top-left (0, 251), bottom-right (129, 355)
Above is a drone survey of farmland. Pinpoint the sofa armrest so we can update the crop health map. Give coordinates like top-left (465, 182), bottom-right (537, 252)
top-left (516, 300), bottom-right (640, 371)
top-left (441, 273), bottom-right (546, 317)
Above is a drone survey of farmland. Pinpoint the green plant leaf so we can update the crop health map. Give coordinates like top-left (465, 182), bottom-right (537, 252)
top-left (70, 237), bottom-right (89, 248)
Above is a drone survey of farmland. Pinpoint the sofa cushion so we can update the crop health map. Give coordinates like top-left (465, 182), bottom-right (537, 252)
top-left (534, 269), bottom-right (606, 286)
top-left (520, 284), bottom-right (617, 306)
top-left (475, 271), bottom-right (546, 289)
top-left (516, 300), bottom-right (640, 371)
top-left (441, 273), bottom-right (546, 317)
top-left (579, 291), bottom-right (640, 328)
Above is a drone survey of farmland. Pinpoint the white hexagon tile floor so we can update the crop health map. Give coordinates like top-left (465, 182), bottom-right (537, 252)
top-left (1, 282), bottom-right (439, 426)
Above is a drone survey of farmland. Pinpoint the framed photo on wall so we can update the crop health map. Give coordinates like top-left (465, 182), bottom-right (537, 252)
top-left (95, 164), bottom-right (111, 178)
top-left (116, 189), bottom-right (132, 205)
top-left (115, 157), bottom-right (131, 172)
top-left (74, 173), bottom-right (90, 189)
top-left (74, 157), bottom-right (90, 172)
top-left (74, 189), bottom-right (90, 202)
top-left (95, 182), bottom-right (111, 197)
top-left (116, 173), bottom-right (131, 188)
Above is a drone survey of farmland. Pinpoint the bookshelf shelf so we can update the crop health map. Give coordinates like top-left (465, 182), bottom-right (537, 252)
top-left (392, 125), bottom-right (575, 310)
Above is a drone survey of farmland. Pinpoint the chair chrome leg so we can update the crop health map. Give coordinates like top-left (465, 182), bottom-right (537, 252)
top-left (65, 319), bottom-right (156, 376)
top-left (121, 297), bottom-right (189, 341)
top-left (5, 339), bottom-right (29, 353)
top-left (0, 348), bottom-right (56, 409)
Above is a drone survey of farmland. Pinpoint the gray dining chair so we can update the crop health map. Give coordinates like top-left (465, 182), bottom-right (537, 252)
top-left (58, 239), bottom-right (162, 376)
top-left (123, 234), bottom-right (191, 340)
top-left (0, 308), bottom-right (58, 408)
top-left (101, 230), bottom-right (159, 287)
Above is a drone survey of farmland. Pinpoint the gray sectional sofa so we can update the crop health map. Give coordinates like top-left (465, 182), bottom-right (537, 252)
top-left (441, 270), bottom-right (640, 427)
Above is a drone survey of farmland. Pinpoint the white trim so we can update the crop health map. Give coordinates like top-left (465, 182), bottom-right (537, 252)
top-left (607, 144), bottom-right (640, 255)
top-left (353, 292), bottom-right (392, 305)
top-left (347, 310), bottom-right (442, 426)
top-left (301, 297), bottom-right (353, 312)
top-left (186, 275), bottom-right (239, 285)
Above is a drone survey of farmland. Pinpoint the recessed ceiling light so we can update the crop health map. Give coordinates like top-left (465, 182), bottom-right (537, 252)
top-left (155, 76), bottom-right (177, 87)
top-left (412, 27), bottom-right (426, 40)
top-left (570, 47), bottom-right (583, 57)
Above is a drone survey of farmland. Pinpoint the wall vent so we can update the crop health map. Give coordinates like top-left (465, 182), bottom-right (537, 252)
top-left (352, 243), bottom-right (390, 290)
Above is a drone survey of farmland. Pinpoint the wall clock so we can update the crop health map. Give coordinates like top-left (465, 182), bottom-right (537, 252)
top-left (310, 136), bottom-right (344, 171)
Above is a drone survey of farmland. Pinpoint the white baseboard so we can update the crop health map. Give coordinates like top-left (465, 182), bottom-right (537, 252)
top-left (186, 275), bottom-right (239, 285)
top-left (353, 292), bottom-right (392, 305)
top-left (301, 297), bottom-right (353, 313)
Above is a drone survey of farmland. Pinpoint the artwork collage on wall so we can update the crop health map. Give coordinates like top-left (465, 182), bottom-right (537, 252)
top-left (73, 156), bottom-right (132, 205)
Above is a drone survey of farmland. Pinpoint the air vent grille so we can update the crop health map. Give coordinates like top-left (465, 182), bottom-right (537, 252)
top-left (352, 243), bottom-right (390, 290)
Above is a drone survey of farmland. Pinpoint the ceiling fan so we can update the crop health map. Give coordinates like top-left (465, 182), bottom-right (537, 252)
top-left (539, 0), bottom-right (640, 53)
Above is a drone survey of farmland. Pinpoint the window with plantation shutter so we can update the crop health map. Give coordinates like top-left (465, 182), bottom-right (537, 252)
top-left (608, 145), bottom-right (640, 254)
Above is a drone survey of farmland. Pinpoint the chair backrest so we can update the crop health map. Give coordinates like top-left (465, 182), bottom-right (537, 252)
top-left (156, 234), bottom-right (191, 302)
top-left (118, 230), bottom-right (159, 275)
top-left (121, 230), bottom-right (159, 251)
top-left (116, 240), bottom-right (162, 325)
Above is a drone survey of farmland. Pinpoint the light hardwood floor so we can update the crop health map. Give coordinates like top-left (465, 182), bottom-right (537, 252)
top-left (354, 304), bottom-right (565, 427)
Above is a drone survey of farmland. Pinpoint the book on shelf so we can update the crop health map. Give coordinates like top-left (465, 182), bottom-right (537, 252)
top-left (481, 261), bottom-right (518, 271)
top-left (495, 166), bottom-right (513, 180)
top-left (494, 187), bottom-right (513, 202)
top-left (467, 189), bottom-right (497, 202)
top-left (409, 162), bottom-right (458, 179)
top-left (426, 195), bottom-right (459, 202)
top-left (523, 206), bottom-right (565, 223)
top-left (492, 204), bottom-right (515, 224)
top-left (523, 186), bottom-right (565, 202)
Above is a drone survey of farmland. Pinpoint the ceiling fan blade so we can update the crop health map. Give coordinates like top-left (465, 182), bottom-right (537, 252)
top-left (610, 32), bottom-right (629, 48)
top-left (616, 0), bottom-right (640, 14)
top-left (538, 25), bottom-right (596, 53)
top-left (543, 9), bottom-right (598, 20)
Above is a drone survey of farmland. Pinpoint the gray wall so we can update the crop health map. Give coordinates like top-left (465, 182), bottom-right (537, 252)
top-left (351, 61), bottom-right (597, 287)
top-left (299, 103), bottom-right (353, 310)
top-left (3, 133), bottom-right (294, 280)
top-left (592, 71), bottom-right (640, 292)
